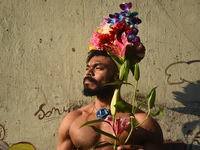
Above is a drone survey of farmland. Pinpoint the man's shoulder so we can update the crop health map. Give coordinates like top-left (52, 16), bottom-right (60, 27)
top-left (134, 110), bottom-right (160, 130)
top-left (134, 109), bottom-right (163, 148)
top-left (61, 103), bottom-right (93, 124)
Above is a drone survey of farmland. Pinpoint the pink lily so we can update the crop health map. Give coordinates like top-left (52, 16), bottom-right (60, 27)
top-left (113, 32), bottom-right (133, 59)
top-left (104, 115), bottom-right (131, 136)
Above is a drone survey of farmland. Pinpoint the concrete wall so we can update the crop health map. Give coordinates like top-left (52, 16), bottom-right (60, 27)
top-left (0, 0), bottom-right (199, 149)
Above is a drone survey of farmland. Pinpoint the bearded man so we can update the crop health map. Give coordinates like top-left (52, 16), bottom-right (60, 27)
top-left (57, 2), bottom-right (163, 150)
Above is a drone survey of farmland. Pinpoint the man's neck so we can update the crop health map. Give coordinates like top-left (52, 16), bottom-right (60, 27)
top-left (94, 92), bottom-right (122, 110)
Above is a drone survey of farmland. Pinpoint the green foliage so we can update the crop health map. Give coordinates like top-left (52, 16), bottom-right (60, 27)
top-left (153, 107), bottom-right (164, 116)
top-left (114, 101), bottom-right (132, 113)
top-left (79, 119), bottom-right (103, 128)
top-left (89, 125), bottom-right (120, 142)
top-left (103, 81), bottom-right (133, 86)
top-left (105, 46), bottom-right (123, 65)
top-left (93, 141), bottom-right (114, 150)
top-left (148, 87), bottom-right (157, 109)
top-left (119, 62), bottom-right (126, 81)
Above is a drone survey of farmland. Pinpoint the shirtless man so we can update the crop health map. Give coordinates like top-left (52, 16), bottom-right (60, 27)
top-left (56, 43), bottom-right (163, 150)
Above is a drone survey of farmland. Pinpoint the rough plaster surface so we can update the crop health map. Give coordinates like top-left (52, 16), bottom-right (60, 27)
top-left (0, 0), bottom-right (199, 149)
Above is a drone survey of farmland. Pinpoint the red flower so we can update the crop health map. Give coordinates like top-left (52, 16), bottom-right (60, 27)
top-left (97, 33), bottom-right (113, 51)
top-left (110, 23), bottom-right (130, 43)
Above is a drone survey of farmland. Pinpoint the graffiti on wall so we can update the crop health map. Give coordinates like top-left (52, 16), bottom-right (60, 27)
top-left (34, 103), bottom-right (83, 121)
top-left (0, 124), bottom-right (36, 150)
top-left (165, 60), bottom-right (200, 85)
top-left (8, 142), bottom-right (36, 150)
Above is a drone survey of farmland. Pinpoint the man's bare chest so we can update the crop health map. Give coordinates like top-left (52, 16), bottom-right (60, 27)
top-left (69, 113), bottom-right (144, 150)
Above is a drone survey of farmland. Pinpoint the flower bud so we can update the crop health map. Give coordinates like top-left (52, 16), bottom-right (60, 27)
top-left (134, 63), bottom-right (140, 81)
top-left (110, 89), bottom-right (119, 116)
top-left (148, 87), bottom-right (157, 109)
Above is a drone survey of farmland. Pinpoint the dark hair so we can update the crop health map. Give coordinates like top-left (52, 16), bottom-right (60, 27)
top-left (87, 50), bottom-right (110, 63)
top-left (86, 50), bottom-right (119, 74)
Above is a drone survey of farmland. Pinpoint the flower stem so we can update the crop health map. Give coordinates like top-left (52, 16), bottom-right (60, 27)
top-left (113, 140), bottom-right (116, 150)
top-left (124, 80), bottom-right (138, 145)
top-left (132, 80), bottom-right (138, 115)
top-left (112, 116), bottom-right (117, 150)
top-left (135, 109), bottom-right (151, 128)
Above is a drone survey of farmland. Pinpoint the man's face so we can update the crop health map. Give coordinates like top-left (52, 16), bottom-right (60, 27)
top-left (83, 55), bottom-right (117, 97)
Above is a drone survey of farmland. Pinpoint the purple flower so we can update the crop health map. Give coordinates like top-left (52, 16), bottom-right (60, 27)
top-left (105, 13), bottom-right (125, 26)
top-left (120, 3), bottom-right (132, 14)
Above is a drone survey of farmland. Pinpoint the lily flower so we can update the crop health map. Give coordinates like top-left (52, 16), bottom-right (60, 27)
top-left (113, 32), bottom-right (133, 59)
top-left (104, 115), bottom-right (131, 136)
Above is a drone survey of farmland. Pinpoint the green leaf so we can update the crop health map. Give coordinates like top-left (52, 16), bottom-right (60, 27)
top-left (103, 81), bottom-right (133, 86)
top-left (133, 87), bottom-right (157, 114)
top-left (104, 46), bottom-right (123, 65)
top-left (124, 60), bottom-right (130, 82)
top-left (153, 107), bottom-right (164, 116)
top-left (129, 12), bottom-right (138, 17)
top-left (134, 63), bottom-right (140, 81)
top-left (124, 45), bottom-right (136, 76)
top-left (119, 62), bottom-right (126, 80)
top-left (89, 125), bottom-right (120, 142)
top-left (119, 60), bottom-right (130, 81)
top-left (79, 119), bottom-right (103, 128)
top-left (114, 101), bottom-right (132, 113)
top-left (148, 87), bottom-right (157, 109)
top-left (93, 141), bottom-right (113, 150)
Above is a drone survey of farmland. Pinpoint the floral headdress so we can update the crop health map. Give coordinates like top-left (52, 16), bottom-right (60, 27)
top-left (89, 2), bottom-right (145, 81)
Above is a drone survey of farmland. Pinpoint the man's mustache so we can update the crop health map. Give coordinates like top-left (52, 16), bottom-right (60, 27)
top-left (83, 77), bottom-right (98, 84)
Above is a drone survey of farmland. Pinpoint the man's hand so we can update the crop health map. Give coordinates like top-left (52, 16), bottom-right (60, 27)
top-left (117, 145), bottom-right (144, 150)
top-left (133, 42), bottom-right (146, 63)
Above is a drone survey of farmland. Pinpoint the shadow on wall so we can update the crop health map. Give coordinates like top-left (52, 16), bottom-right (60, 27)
top-left (170, 80), bottom-right (200, 150)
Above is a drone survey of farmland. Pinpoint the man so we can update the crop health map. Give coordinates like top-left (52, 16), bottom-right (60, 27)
top-left (56, 43), bottom-right (163, 150)
top-left (57, 2), bottom-right (163, 149)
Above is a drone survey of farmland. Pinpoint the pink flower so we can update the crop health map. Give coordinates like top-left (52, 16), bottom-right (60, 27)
top-left (90, 31), bottom-right (101, 49)
top-left (104, 115), bottom-right (131, 136)
top-left (112, 32), bottom-right (133, 59)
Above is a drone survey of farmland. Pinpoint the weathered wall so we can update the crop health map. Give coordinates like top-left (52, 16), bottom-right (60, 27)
top-left (0, 0), bottom-right (199, 149)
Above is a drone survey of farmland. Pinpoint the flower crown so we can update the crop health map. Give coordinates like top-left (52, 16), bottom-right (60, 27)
top-left (89, 2), bottom-right (145, 65)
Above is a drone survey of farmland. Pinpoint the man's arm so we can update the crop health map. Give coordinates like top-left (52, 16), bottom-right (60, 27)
top-left (56, 112), bottom-right (77, 150)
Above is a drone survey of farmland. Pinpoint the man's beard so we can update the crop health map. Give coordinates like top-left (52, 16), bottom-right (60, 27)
top-left (82, 77), bottom-right (114, 97)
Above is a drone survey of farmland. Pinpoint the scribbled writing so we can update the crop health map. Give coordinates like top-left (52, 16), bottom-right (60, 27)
top-left (34, 103), bottom-right (82, 120)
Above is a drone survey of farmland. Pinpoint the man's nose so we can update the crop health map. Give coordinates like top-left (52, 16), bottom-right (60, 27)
top-left (85, 68), bottom-right (95, 77)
